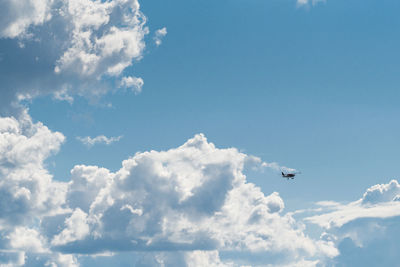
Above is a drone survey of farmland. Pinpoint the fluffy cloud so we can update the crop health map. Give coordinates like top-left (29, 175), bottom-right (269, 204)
top-left (362, 179), bottom-right (400, 204)
top-left (119, 76), bottom-right (144, 94)
top-left (0, 113), bottom-right (337, 266)
top-left (0, 111), bottom-right (66, 227)
top-left (0, 112), bottom-right (77, 266)
top-left (54, 0), bottom-right (147, 78)
top-left (8, 227), bottom-right (47, 253)
top-left (0, 0), bottom-right (148, 114)
top-left (77, 135), bottom-right (123, 147)
top-left (46, 134), bottom-right (336, 265)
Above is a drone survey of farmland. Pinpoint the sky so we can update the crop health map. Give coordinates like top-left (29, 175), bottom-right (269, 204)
top-left (1, 0), bottom-right (400, 266)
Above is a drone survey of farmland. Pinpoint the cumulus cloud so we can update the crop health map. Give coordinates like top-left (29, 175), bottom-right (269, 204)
top-left (0, 112), bottom-right (337, 266)
top-left (0, 0), bottom-right (149, 114)
top-left (154, 27), bottom-right (167, 46)
top-left (0, 111), bottom-right (66, 227)
top-left (361, 179), bottom-right (400, 204)
top-left (54, 0), bottom-right (147, 78)
top-left (47, 134), bottom-right (336, 265)
top-left (77, 135), bottom-right (123, 147)
top-left (0, 111), bottom-right (77, 266)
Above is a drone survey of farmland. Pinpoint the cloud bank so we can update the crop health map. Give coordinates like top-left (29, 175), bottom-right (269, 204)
top-left (2, 111), bottom-right (399, 266)
top-left (0, 113), bottom-right (338, 266)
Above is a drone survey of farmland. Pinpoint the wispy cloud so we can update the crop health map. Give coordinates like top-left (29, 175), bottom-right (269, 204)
top-left (77, 135), bottom-right (123, 147)
top-left (297, 0), bottom-right (326, 6)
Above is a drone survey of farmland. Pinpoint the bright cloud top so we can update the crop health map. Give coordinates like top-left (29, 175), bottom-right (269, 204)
top-left (0, 0), bottom-right (149, 113)
top-left (53, 0), bottom-right (147, 78)
top-left (77, 135), bottom-right (123, 147)
top-left (59, 134), bottom-right (336, 261)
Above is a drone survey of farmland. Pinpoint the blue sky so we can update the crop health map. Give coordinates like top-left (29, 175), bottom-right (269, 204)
top-left (1, 0), bottom-right (400, 266)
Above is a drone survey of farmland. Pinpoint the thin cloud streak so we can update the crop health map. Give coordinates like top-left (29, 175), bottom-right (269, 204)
top-left (77, 135), bottom-right (123, 147)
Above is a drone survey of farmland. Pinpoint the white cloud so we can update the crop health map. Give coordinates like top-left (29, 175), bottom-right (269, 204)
top-left (0, 113), bottom-right (338, 266)
top-left (154, 27), bottom-right (167, 46)
top-left (304, 180), bottom-right (400, 266)
top-left (119, 76), bottom-right (144, 94)
top-left (297, 0), bottom-right (326, 6)
top-left (186, 250), bottom-right (232, 267)
top-left (53, 86), bottom-right (74, 104)
top-left (77, 135), bottom-right (123, 147)
top-left (306, 180), bottom-right (400, 229)
top-left (44, 253), bottom-right (79, 267)
top-left (0, 0), bottom-right (149, 113)
top-left (361, 179), bottom-right (400, 204)
top-left (0, 111), bottom-right (67, 227)
top-left (0, 111), bottom-right (75, 266)
top-left (47, 134), bottom-right (336, 265)
top-left (0, 0), bottom-right (53, 38)
top-left (52, 208), bottom-right (90, 246)
top-left (136, 250), bottom-right (233, 267)
top-left (8, 227), bottom-right (47, 253)
top-left (55, 0), bottom-right (148, 78)
top-left (297, 0), bottom-right (309, 6)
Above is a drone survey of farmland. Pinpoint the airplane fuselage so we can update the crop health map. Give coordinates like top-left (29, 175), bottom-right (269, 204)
top-left (281, 172), bottom-right (295, 179)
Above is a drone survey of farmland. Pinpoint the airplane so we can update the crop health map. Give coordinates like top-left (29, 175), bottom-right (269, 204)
top-left (281, 171), bottom-right (296, 180)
